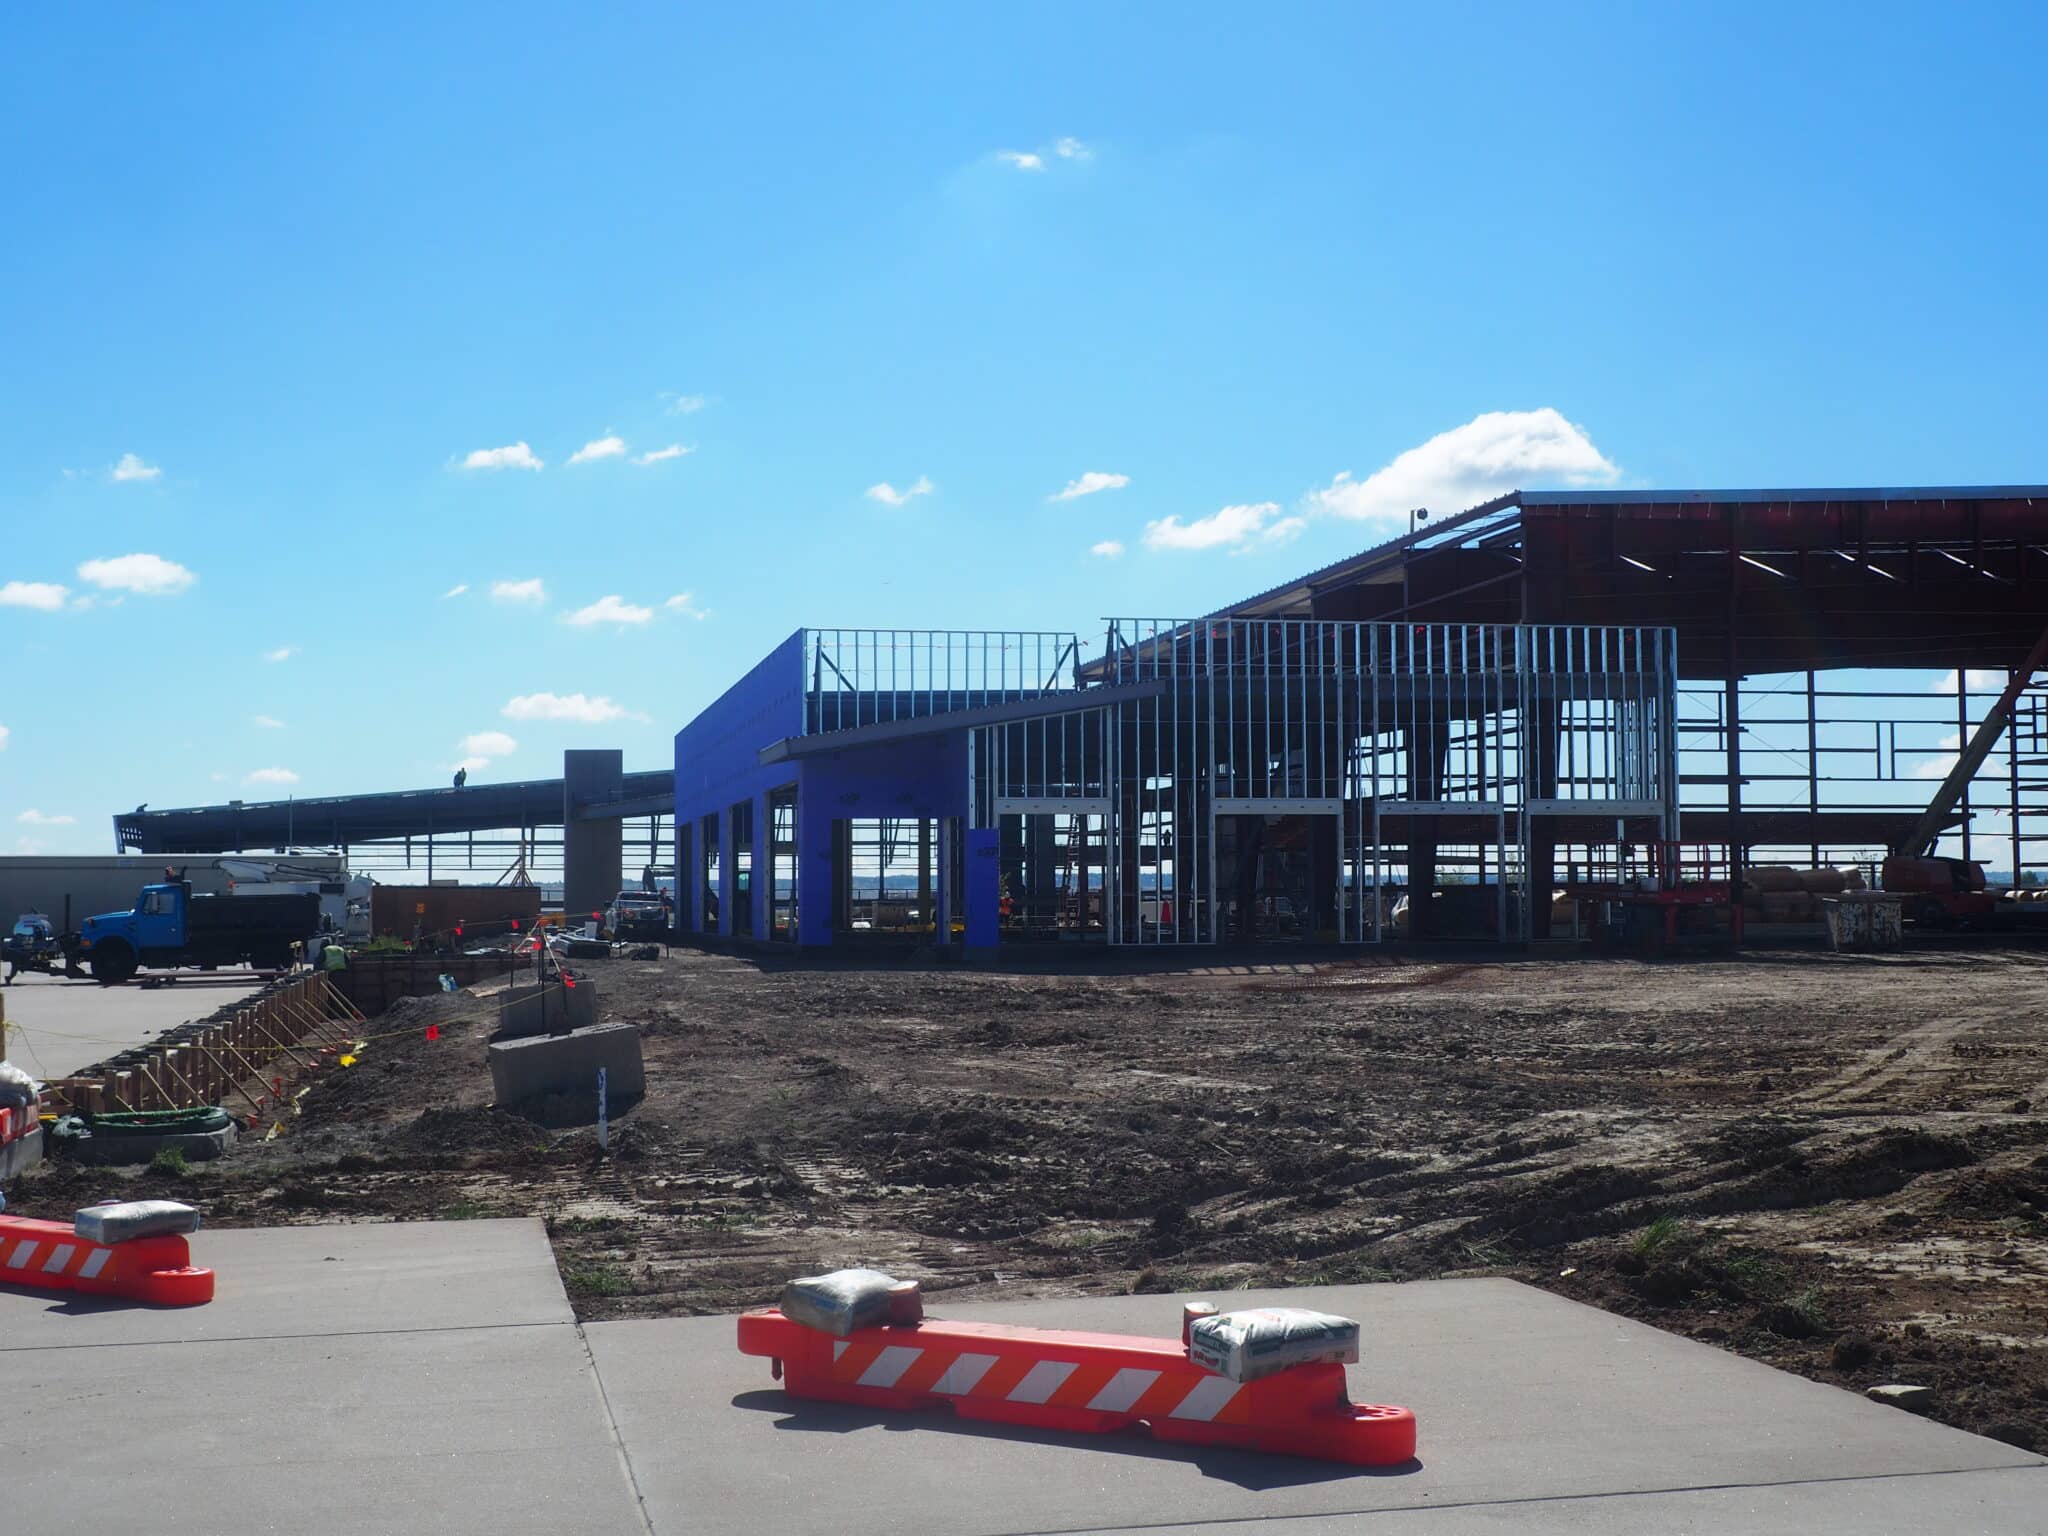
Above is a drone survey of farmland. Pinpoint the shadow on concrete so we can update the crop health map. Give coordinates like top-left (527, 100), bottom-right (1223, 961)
top-left (0, 1286), bottom-right (173, 1319)
top-left (729, 1389), bottom-right (1421, 1490)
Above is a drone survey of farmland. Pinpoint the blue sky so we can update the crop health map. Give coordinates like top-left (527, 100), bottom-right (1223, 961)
top-left (3, 4), bottom-right (2045, 856)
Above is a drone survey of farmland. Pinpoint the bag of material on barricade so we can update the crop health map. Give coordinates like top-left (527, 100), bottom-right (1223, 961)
top-left (0, 1061), bottom-right (39, 1110)
top-left (1188, 1306), bottom-right (1360, 1382)
top-left (73, 1200), bottom-right (203, 1245)
top-left (779, 1268), bottom-right (923, 1336)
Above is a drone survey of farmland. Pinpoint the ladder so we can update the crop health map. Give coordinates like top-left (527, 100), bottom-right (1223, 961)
top-left (1055, 814), bottom-right (1090, 931)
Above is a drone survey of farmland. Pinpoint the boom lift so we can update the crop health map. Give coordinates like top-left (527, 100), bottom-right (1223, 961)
top-left (1881, 623), bottom-right (2048, 926)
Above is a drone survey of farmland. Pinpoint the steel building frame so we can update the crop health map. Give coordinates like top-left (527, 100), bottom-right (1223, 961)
top-left (1200, 487), bottom-right (2048, 910)
top-left (969, 619), bottom-right (1677, 945)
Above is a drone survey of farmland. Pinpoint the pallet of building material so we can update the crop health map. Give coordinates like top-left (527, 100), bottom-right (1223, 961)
top-left (1758, 891), bottom-right (1817, 923)
top-left (47, 1106), bottom-right (238, 1166)
top-left (1747, 865), bottom-right (1805, 894)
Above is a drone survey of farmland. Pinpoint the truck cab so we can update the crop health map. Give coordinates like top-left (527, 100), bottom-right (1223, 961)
top-left (78, 880), bottom-right (316, 984)
top-left (77, 882), bottom-right (187, 983)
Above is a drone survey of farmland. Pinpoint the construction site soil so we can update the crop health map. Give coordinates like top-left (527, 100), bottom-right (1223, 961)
top-left (15, 943), bottom-right (2048, 1451)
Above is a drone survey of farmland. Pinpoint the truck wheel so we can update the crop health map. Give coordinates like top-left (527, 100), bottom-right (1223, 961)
top-left (91, 944), bottom-right (138, 985)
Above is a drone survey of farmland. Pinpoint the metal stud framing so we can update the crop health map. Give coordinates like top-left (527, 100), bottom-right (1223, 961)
top-left (798, 621), bottom-right (1678, 947)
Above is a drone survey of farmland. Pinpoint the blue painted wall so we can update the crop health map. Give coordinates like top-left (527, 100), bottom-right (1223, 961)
top-left (674, 630), bottom-right (805, 936)
top-left (675, 629), bottom-right (986, 947)
top-left (788, 732), bottom-right (970, 945)
top-left (674, 629), bottom-right (805, 814)
top-left (965, 828), bottom-right (1000, 947)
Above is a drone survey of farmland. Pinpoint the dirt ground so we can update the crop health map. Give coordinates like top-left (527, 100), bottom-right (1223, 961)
top-left (15, 942), bottom-right (2048, 1451)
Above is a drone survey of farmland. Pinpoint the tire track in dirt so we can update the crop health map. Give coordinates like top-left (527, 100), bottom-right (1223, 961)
top-left (1785, 1011), bottom-right (2003, 1111)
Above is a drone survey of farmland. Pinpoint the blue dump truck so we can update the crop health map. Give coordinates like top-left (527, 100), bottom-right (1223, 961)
top-left (73, 878), bottom-right (320, 984)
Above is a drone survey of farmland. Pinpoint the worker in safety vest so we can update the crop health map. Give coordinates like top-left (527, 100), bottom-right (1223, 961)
top-left (321, 940), bottom-right (349, 973)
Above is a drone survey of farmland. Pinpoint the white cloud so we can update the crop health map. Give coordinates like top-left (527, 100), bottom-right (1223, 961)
top-left (1051, 471), bottom-right (1130, 502)
top-left (1912, 754), bottom-right (1961, 780)
top-left (633, 444), bottom-right (690, 466)
top-left (865, 475), bottom-right (934, 507)
top-left (442, 583), bottom-right (469, 598)
top-left (1090, 540), bottom-right (1125, 558)
top-left (665, 592), bottom-right (708, 619)
top-left (457, 441), bottom-right (543, 472)
top-left (491, 578), bottom-right (547, 604)
top-left (463, 730), bottom-right (518, 757)
top-left (17, 809), bottom-right (74, 826)
top-left (0, 723), bottom-right (9, 751)
top-left (568, 434), bottom-right (628, 465)
top-left (453, 756), bottom-right (492, 776)
top-left (1262, 515), bottom-right (1307, 546)
top-left (1932, 668), bottom-right (2006, 695)
top-left (0, 580), bottom-right (68, 611)
top-left (244, 767), bottom-right (300, 787)
top-left (663, 393), bottom-right (706, 415)
top-left (1144, 501), bottom-right (1282, 552)
top-left (998, 138), bottom-right (1088, 171)
top-left (253, 714), bottom-right (285, 729)
top-left (264, 646), bottom-right (296, 663)
top-left (77, 553), bottom-right (196, 595)
top-left (111, 452), bottom-right (161, 483)
top-left (1306, 408), bottom-right (1618, 530)
top-left (565, 594), bottom-right (654, 627)
top-left (502, 691), bottom-right (643, 724)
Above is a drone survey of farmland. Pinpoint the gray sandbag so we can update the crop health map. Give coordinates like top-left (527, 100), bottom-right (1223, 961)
top-left (1188, 1306), bottom-right (1360, 1382)
top-left (779, 1267), bottom-right (923, 1336)
top-left (0, 1060), bottom-right (39, 1110)
top-left (74, 1199), bottom-right (203, 1244)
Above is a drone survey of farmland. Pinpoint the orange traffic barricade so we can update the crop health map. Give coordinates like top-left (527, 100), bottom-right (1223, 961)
top-left (738, 1273), bottom-right (1415, 1466)
top-left (0, 1205), bottom-right (213, 1306)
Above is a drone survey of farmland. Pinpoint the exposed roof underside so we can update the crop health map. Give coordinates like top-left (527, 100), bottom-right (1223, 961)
top-left (116, 771), bottom-right (674, 855)
top-left (1212, 486), bottom-right (2048, 676)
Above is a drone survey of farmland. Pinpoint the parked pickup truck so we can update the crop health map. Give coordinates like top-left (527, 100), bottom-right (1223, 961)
top-left (605, 890), bottom-right (670, 941)
top-left (74, 880), bottom-right (319, 984)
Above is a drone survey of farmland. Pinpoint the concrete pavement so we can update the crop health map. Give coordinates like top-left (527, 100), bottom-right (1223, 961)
top-left (597, 1279), bottom-right (2045, 1536)
top-left (0, 969), bottom-right (265, 1080)
top-left (1, 1219), bottom-right (2040, 1533)
top-left (0, 1220), bottom-right (644, 1536)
